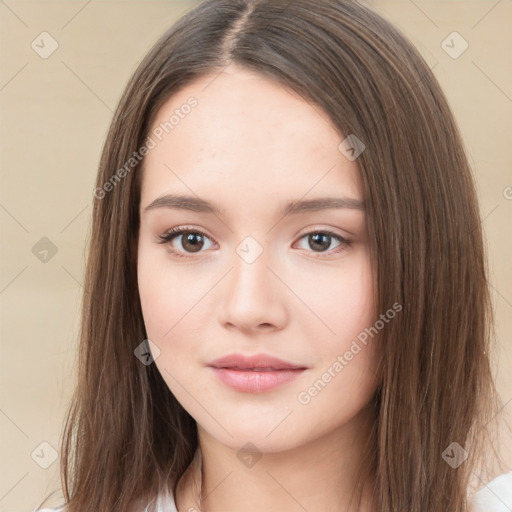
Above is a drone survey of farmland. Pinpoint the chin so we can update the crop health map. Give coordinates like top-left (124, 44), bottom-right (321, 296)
top-left (199, 413), bottom-right (316, 454)
top-left (213, 429), bottom-right (302, 454)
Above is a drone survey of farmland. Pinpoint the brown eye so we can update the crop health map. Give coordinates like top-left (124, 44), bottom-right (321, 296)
top-left (179, 232), bottom-right (205, 253)
top-left (295, 230), bottom-right (352, 256)
top-left (308, 233), bottom-right (332, 252)
top-left (158, 227), bottom-right (215, 258)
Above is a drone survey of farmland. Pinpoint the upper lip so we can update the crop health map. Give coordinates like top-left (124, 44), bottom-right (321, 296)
top-left (208, 353), bottom-right (307, 370)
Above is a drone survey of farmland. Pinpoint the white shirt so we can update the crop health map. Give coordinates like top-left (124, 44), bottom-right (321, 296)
top-left (35, 470), bottom-right (512, 512)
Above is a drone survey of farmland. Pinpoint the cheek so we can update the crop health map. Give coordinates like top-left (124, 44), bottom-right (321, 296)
top-left (137, 246), bottom-right (213, 388)
top-left (298, 250), bottom-right (375, 355)
top-left (295, 251), bottom-right (378, 403)
top-left (137, 259), bottom-right (173, 341)
top-left (296, 267), bottom-right (378, 418)
top-left (294, 345), bottom-right (379, 446)
top-left (137, 245), bottom-right (196, 341)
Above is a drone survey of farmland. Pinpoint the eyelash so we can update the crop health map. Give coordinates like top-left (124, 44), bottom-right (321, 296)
top-left (157, 226), bottom-right (352, 260)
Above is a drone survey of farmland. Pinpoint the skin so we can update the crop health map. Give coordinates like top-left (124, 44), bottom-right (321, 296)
top-left (137, 64), bottom-right (380, 512)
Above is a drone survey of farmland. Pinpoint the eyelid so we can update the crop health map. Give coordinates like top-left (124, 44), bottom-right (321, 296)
top-left (292, 228), bottom-right (351, 257)
top-left (157, 225), bottom-right (352, 259)
top-left (157, 225), bottom-right (217, 246)
top-left (295, 224), bottom-right (351, 240)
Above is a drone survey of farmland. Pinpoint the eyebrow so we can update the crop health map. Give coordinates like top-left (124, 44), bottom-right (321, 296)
top-left (143, 194), bottom-right (365, 216)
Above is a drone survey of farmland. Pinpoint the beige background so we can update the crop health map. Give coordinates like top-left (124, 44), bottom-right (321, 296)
top-left (0, 1), bottom-right (510, 510)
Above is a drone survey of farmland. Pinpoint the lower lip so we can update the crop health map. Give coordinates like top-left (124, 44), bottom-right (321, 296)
top-left (210, 367), bottom-right (305, 393)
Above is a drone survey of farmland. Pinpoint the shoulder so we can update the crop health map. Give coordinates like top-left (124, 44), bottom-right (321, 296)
top-left (471, 471), bottom-right (512, 512)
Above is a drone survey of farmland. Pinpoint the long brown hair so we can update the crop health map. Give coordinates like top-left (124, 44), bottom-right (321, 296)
top-left (37, 1), bottom-right (503, 510)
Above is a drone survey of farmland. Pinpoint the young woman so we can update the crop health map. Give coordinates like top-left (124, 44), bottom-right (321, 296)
top-left (35, 0), bottom-right (512, 511)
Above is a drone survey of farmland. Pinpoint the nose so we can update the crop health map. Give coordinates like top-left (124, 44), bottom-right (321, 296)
top-left (217, 247), bottom-right (288, 334)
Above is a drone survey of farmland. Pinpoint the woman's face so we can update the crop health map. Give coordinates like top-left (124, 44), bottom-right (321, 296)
top-left (137, 64), bottom-right (380, 452)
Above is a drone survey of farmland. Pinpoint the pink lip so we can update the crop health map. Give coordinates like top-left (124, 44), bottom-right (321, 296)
top-left (208, 353), bottom-right (307, 393)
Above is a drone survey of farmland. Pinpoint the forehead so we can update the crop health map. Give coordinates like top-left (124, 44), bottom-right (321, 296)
top-left (141, 66), bottom-right (363, 207)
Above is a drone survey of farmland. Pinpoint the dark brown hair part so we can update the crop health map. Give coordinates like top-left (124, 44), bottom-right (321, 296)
top-left (37, 1), bottom-right (503, 511)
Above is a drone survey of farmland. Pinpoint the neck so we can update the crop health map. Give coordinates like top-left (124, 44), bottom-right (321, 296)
top-left (176, 405), bottom-right (376, 512)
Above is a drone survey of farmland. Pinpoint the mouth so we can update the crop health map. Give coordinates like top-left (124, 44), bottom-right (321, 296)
top-left (215, 366), bottom-right (298, 371)
top-left (208, 353), bottom-right (308, 392)
top-left (208, 352), bottom-right (307, 371)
